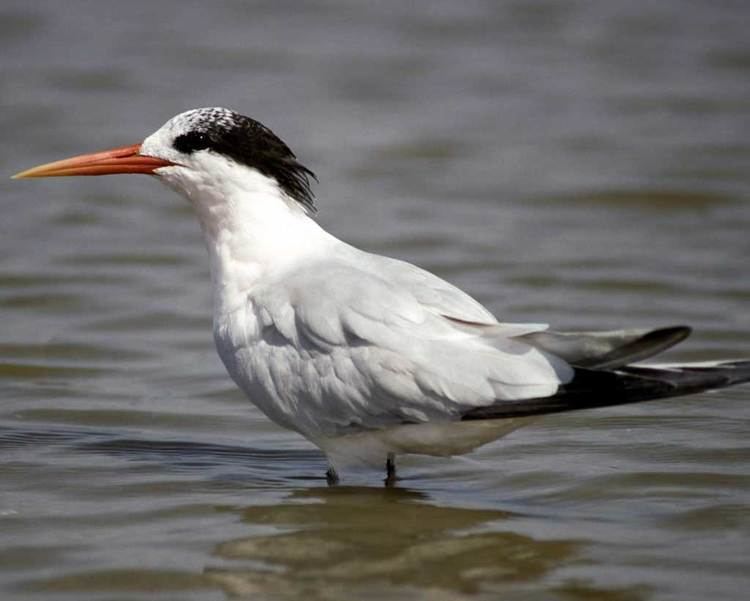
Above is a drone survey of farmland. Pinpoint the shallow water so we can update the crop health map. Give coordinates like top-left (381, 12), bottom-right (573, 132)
top-left (1, 1), bottom-right (749, 600)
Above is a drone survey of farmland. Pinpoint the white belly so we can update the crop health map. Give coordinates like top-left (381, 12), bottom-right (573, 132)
top-left (316, 418), bottom-right (534, 469)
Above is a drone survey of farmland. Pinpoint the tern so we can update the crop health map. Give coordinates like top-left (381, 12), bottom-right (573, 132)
top-left (13, 107), bottom-right (750, 485)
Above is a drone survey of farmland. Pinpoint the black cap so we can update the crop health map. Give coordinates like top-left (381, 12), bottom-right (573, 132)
top-left (171, 108), bottom-right (316, 214)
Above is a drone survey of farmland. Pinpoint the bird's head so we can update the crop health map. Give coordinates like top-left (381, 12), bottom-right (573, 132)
top-left (12, 107), bottom-right (317, 215)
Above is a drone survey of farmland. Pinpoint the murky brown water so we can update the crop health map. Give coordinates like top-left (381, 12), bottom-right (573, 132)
top-left (1, 1), bottom-right (749, 600)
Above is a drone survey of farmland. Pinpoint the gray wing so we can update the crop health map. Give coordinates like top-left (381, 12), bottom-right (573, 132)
top-left (349, 249), bottom-right (500, 324)
top-left (235, 258), bottom-right (572, 437)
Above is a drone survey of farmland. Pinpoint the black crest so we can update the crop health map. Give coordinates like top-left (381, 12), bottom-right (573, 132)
top-left (172, 108), bottom-right (317, 214)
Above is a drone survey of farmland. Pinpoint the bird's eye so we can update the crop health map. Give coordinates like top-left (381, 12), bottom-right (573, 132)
top-left (173, 131), bottom-right (211, 154)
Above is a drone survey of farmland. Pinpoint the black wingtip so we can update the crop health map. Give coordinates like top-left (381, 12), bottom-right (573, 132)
top-left (584, 325), bottom-right (693, 370)
top-left (635, 324), bottom-right (692, 354)
top-left (654, 325), bottom-right (692, 342)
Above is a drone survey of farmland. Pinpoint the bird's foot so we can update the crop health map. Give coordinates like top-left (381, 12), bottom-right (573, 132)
top-left (325, 466), bottom-right (339, 486)
top-left (384, 453), bottom-right (397, 487)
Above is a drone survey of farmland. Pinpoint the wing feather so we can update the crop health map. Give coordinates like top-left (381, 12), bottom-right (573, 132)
top-left (220, 258), bottom-right (572, 437)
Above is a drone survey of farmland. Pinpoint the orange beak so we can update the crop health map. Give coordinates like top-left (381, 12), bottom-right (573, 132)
top-left (11, 143), bottom-right (174, 179)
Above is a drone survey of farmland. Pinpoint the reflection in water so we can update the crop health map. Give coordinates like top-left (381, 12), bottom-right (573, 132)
top-left (206, 487), bottom-right (638, 600)
top-left (27, 483), bottom-right (649, 600)
top-left (5, 425), bottom-right (663, 600)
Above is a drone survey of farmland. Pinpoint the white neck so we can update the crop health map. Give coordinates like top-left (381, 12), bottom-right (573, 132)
top-left (158, 161), bottom-right (336, 316)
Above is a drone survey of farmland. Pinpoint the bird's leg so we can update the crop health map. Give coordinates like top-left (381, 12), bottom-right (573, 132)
top-left (384, 453), bottom-right (397, 487)
top-left (325, 466), bottom-right (339, 486)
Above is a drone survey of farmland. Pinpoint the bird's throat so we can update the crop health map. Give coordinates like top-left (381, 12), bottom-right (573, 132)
top-left (179, 175), bottom-right (333, 317)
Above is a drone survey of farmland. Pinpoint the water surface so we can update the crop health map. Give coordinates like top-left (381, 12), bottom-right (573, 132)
top-left (1, 1), bottom-right (749, 600)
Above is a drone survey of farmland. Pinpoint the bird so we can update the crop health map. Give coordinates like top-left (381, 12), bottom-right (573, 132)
top-left (13, 107), bottom-right (750, 485)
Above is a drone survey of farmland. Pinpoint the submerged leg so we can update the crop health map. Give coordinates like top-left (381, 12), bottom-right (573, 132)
top-left (326, 466), bottom-right (339, 486)
top-left (385, 453), bottom-right (397, 487)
